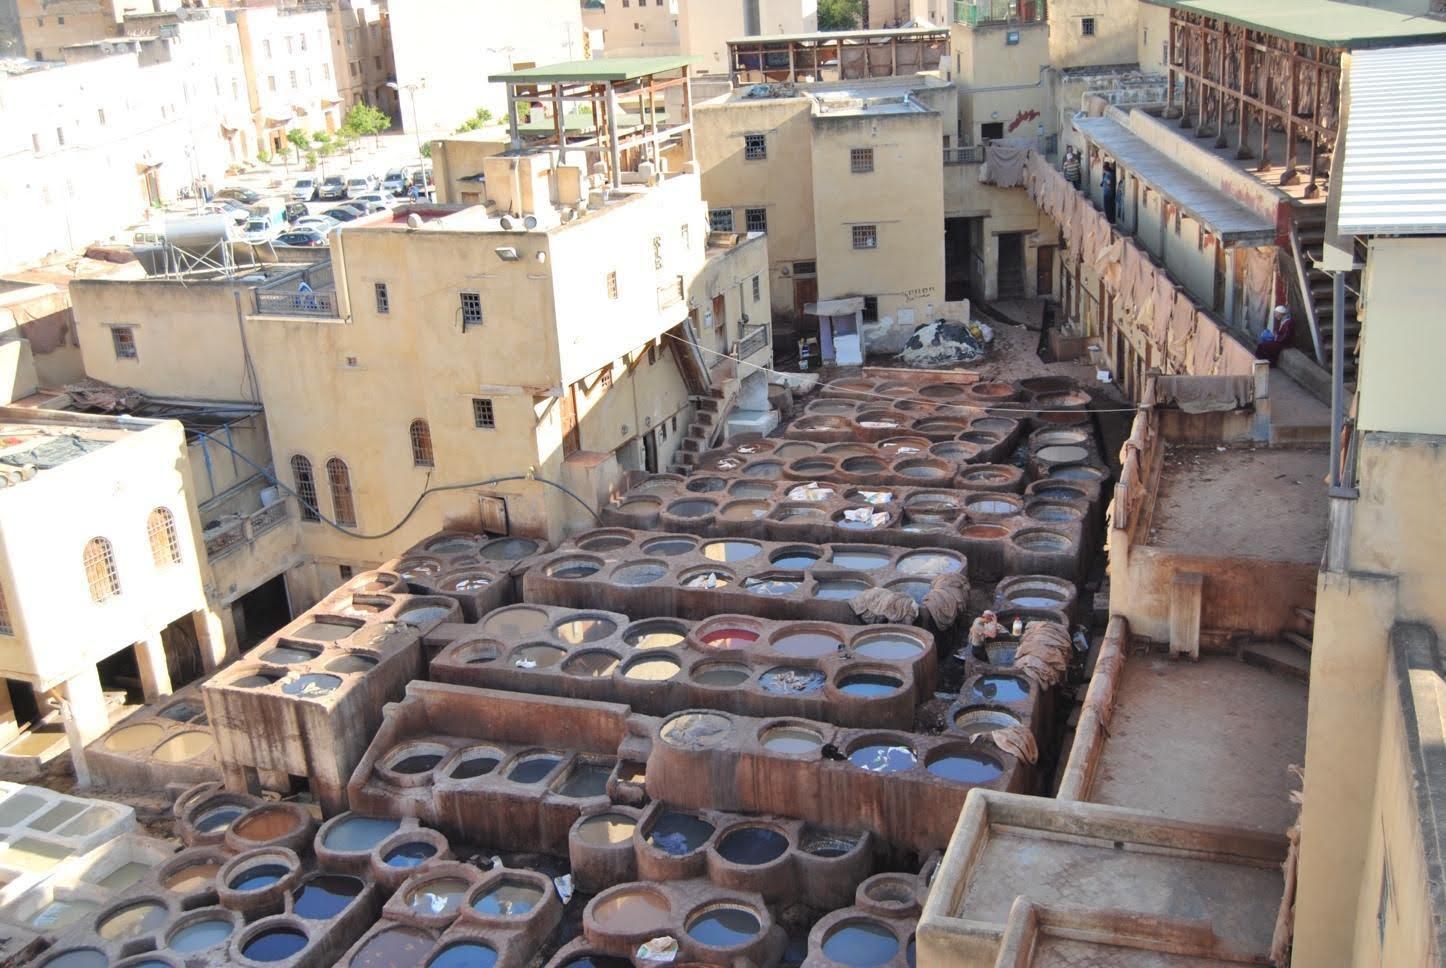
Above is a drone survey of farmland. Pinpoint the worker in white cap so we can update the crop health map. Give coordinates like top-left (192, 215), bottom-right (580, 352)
top-left (1255, 304), bottom-right (1294, 365)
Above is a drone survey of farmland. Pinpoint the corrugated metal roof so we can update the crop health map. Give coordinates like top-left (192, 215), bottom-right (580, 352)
top-left (1143, 0), bottom-right (1446, 49)
top-left (1073, 116), bottom-right (1277, 243)
top-left (1337, 44), bottom-right (1446, 236)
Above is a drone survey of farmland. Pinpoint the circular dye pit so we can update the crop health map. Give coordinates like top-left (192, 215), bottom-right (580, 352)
top-left (729, 481), bottom-right (778, 500)
top-left (563, 651), bottom-right (621, 678)
top-left (952, 707), bottom-right (1022, 737)
top-left (482, 607), bottom-right (551, 638)
top-left (717, 828), bottom-right (788, 865)
top-left (576, 812), bottom-right (637, 846)
top-left (741, 462), bottom-right (783, 480)
top-left (848, 741), bottom-right (918, 774)
top-left (261, 643), bottom-right (321, 665)
top-left (667, 499), bottom-right (718, 518)
top-left (828, 550), bottom-right (891, 570)
top-left (383, 843), bottom-right (437, 869)
top-left (895, 460), bottom-right (949, 480)
top-left (720, 500), bottom-right (770, 521)
top-left (555, 618), bottom-right (617, 645)
top-left (926, 750), bottom-right (1005, 784)
top-left (614, 562), bottom-right (669, 585)
top-left (472, 878), bottom-right (545, 917)
top-left (408, 877), bottom-right (468, 916)
top-left (352, 927), bottom-right (434, 967)
top-left (97, 901), bottom-right (167, 941)
top-left (513, 644), bottom-right (567, 669)
top-left (228, 863), bottom-right (289, 892)
top-left (427, 536), bottom-right (477, 555)
top-left (153, 731), bottom-right (213, 763)
top-left (774, 442), bottom-right (819, 458)
top-left (853, 631), bottom-right (926, 661)
top-left (506, 754), bottom-right (564, 785)
top-left (593, 889), bottom-right (671, 933)
top-left (624, 622), bottom-right (687, 649)
top-left (232, 809), bottom-right (302, 843)
top-left (327, 653), bottom-right (379, 674)
top-left (693, 663), bottom-right (751, 687)
top-left (623, 655), bottom-right (681, 681)
top-left (837, 673), bottom-right (904, 698)
top-left (157, 701), bottom-right (204, 723)
top-left (681, 569), bottom-right (733, 588)
top-left (293, 619), bottom-right (359, 642)
top-left (291, 875), bottom-right (361, 919)
top-left (896, 551), bottom-right (963, 577)
top-left (164, 860), bottom-right (221, 892)
top-left (814, 579), bottom-right (872, 600)
top-left (1013, 530), bottom-right (1072, 552)
top-left (387, 751), bottom-right (444, 775)
top-left (641, 536), bottom-right (698, 557)
top-left (741, 575), bottom-right (802, 596)
top-left (192, 803), bottom-right (245, 834)
top-left (578, 532), bottom-right (634, 551)
top-left (242, 927), bottom-right (308, 962)
top-left (441, 573), bottom-right (493, 593)
top-left (548, 558), bottom-right (603, 580)
top-left (686, 477), bottom-right (728, 493)
top-left (761, 725), bottom-right (824, 755)
top-left (105, 723), bottom-right (164, 753)
top-left (428, 943), bottom-right (499, 968)
top-left (39, 950), bottom-right (108, 968)
top-left (836, 509), bottom-right (885, 531)
top-left (771, 549), bottom-right (821, 569)
top-left (322, 816), bottom-right (399, 852)
top-left (773, 506), bottom-right (827, 523)
top-left (400, 605), bottom-right (453, 627)
top-left (970, 674), bottom-right (1030, 703)
top-left (841, 457), bottom-right (886, 474)
top-left (687, 906), bottom-right (762, 948)
top-left (1027, 502), bottom-right (1083, 523)
top-left (557, 764), bottom-right (612, 798)
top-left (646, 813), bottom-right (715, 856)
top-left (450, 749), bottom-right (503, 780)
top-left (700, 626), bottom-right (758, 650)
top-left (822, 920), bottom-right (900, 967)
top-left (966, 496), bottom-right (1022, 516)
top-left (800, 828), bottom-right (859, 858)
top-left (281, 674), bottom-right (341, 698)
top-left (772, 629), bottom-right (843, 658)
top-left (759, 667), bottom-right (826, 695)
top-left (659, 712), bottom-right (732, 749)
top-left (479, 537), bottom-right (540, 560)
top-left (701, 540), bottom-right (761, 563)
top-left (960, 523), bottom-right (1009, 540)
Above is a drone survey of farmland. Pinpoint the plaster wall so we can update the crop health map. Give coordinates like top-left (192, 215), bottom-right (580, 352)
top-left (865, 0), bottom-right (942, 28)
top-left (0, 285), bottom-right (82, 389)
top-left (950, 22), bottom-right (1050, 146)
top-left (16, 0), bottom-right (119, 60)
top-left (1356, 237), bottom-right (1446, 437)
top-left (677, 0), bottom-right (817, 77)
top-left (598, 0), bottom-right (680, 57)
top-left (1136, 1), bottom-right (1170, 75)
top-left (1047, 0), bottom-right (1138, 69)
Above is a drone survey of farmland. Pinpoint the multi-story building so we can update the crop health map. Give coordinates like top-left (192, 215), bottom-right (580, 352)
top-left (319, 0), bottom-right (395, 115)
top-left (594, 0), bottom-right (679, 58)
top-left (677, 0), bottom-right (817, 79)
top-left (230, 3), bottom-right (342, 155)
top-left (864, 0), bottom-right (943, 28)
top-left (14, 0), bottom-right (153, 61)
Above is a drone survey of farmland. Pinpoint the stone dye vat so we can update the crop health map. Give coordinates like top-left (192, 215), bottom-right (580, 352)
top-left (203, 589), bottom-right (455, 814)
top-left (802, 867), bottom-right (933, 968)
top-left (337, 862), bottom-right (561, 968)
top-left (429, 604), bottom-right (936, 729)
top-left (86, 685), bottom-right (221, 793)
top-left (599, 477), bottom-right (1089, 581)
top-left (315, 813), bottom-right (455, 894)
top-left (567, 801), bottom-right (875, 911)
top-left (689, 433), bottom-right (1024, 489)
top-left (522, 532), bottom-right (986, 621)
top-left (378, 529), bottom-right (550, 622)
top-left (577, 879), bottom-right (786, 967)
top-left (0, 783), bottom-right (137, 915)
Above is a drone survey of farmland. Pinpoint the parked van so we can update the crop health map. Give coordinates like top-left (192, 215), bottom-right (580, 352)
top-left (244, 200), bottom-right (287, 241)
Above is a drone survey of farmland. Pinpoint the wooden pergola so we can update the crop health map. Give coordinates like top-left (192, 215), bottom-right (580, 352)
top-left (726, 27), bottom-right (948, 86)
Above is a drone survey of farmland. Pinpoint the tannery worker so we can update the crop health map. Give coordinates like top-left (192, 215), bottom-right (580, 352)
top-left (968, 610), bottom-right (1003, 661)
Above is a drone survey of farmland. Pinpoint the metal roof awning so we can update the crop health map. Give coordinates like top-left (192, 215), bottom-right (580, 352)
top-left (1142, 0), bottom-right (1446, 49)
top-left (489, 56), bottom-right (695, 85)
top-left (1073, 116), bottom-right (1276, 244)
top-left (1335, 44), bottom-right (1446, 237)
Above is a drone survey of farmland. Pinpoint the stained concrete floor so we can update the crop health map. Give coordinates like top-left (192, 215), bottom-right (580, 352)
top-left (1089, 653), bottom-right (1307, 835)
top-left (1148, 443), bottom-right (1328, 563)
top-left (1029, 938), bottom-right (1245, 967)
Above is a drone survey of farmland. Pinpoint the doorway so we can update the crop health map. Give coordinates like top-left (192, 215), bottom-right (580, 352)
top-left (793, 275), bottom-right (818, 318)
top-left (945, 217), bottom-right (975, 302)
top-left (233, 573), bottom-right (292, 651)
top-left (1036, 245), bottom-right (1055, 298)
top-left (643, 430), bottom-right (659, 473)
top-left (997, 232), bottom-right (1027, 299)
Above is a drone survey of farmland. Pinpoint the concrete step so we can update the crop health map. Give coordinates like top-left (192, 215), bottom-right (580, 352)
top-left (1293, 605), bottom-right (1315, 626)
top-left (674, 451), bottom-right (697, 467)
top-left (680, 437), bottom-right (704, 453)
top-left (1283, 630), bottom-right (1313, 654)
top-left (688, 421), bottom-right (711, 438)
top-left (1240, 641), bottom-right (1311, 682)
top-left (696, 398), bottom-right (721, 413)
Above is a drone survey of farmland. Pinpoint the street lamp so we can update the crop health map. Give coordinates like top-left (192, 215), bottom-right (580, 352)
top-left (387, 78), bottom-right (427, 179)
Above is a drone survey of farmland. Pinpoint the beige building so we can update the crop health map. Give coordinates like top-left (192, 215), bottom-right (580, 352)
top-left (319, 0), bottom-right (396, 115)
top-left (231, 4), bottom-right (342, 155)
top-left (677, 0), bottom-right (818, 79)
top-left (14, 0), bottom-right (159, 61)
top-left (595, 0), bottom-right (679, 58)
top-left (0, 407), bottom-right (226, 755)
top-left (864, 0), bottom-right (943, 28)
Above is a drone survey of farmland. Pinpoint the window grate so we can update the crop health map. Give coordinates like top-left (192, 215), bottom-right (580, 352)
top-left (326, 458), bottom-right (357, 528)
top-left (374, 282), bottom-right (389, 314)
top-left (852, 224), bottom-right (878, 250)
top-left (607, 271), bottom-right (619, 300)
top-left (744, 134), bottom-right (767, 160)
top-left (752, 275), bottom-right (761, 302)
top-left (850, 147), bottom-right (875, 173)
top-left (460, 291), bottom-right (483, 328)
top-left (745, 208), bottom-right (767, 233)
top-left (83, 537), bottom-right (121, 603)
top-left (472, 397), bottom-right (496, 429)
top-left (147, 508), bottom-right (182, 567)
top-left (112, 327), bottom-right (137, 360)
top-left (709, 209), bottom-right (734, 232)
top-left (863, 296), bottom-right (879, 322)
top-left (409, 419), bottom-right (433, 466)
top-left (291, 455), bottom-right (320, 522)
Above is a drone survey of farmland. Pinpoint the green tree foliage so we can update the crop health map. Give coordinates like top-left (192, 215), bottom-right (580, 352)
top-left (285, 128), bottom-right (310, 164)
top-left (342, 103), bottom-right (392, 147)
top-left (256, 148), bottom-right (271, 164)
top-left (818, 0), bottom-right (862, 30)
top-left (454, 107), bottom-right (495, 134)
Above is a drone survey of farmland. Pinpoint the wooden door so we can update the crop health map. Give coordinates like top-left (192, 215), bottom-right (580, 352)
top-left (1036, 245), bottom-right (1055, 298)
top-left (793, 276), bottom-right (818, 318)
top-left (561, 385), bottom-right (580, 456)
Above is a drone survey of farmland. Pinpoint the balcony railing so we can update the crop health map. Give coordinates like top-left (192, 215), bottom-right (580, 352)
top-left (253, 262), bottom-right (338, 317)
top-left (944, 145), bottom-right (986, 165)
top-left (735, 325), bottom-right (769, 360)
top-left (954, 0), bottom-right (1046, 26)
top-left (205, 499), bottom-right (292, 561)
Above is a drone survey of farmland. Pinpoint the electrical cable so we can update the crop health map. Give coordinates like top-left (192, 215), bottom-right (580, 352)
top-left (190, 429), bottom-right (599, 541)
top-left (661, 330), bottom-right (1142, 415)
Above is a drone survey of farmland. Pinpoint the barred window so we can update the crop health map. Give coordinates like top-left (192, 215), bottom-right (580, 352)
top-left (863, 296), bottom-right (879, 322)
top-left (606, 271), bottom-right (619, 300)
top-left (745, 208), bottom-right (767, 233)
top-left (147, 508), bottom-right (182, 567)
top-left (291, 455), bottom-right (320, 522)
top-left (326, 458), bottom-right (357, 528)
top-left (409, 419), bottom-right (433, 467)
top-left (83, 537), bottom-right (120, 603)
top-left (709, 209), bottom-right (734, 232)
top-left (472, 397), bottom-right (495, 429)
top-left (374, 282), bottom-right (389, 314)
top-left (744, 134), bottom-right (766, 160)
top-left (850, 147), bottom-right (874, 173)
top-left (652, 236), bottom-right (663, 270)
top-left (752, 275), bottom-right (761, 302)
top-left (460, 291), bottom-right (483, 328)
top-left (852, 224), bottom-right (878, 250)
top-left (112, 327), bottom-right (137, 360)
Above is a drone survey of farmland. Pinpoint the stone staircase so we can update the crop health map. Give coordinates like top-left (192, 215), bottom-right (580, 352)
top-left (1291, 207), bottom-right (1361, 383)
top-left (1239, 605), bottom-right (1314, 683)
top-left (668, 385), bottom-right (733, 475)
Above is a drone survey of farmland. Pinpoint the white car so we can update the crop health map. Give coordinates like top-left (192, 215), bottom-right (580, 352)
top-left (349, 193), bottom-right (394, 213)
top-left (382, 168), bottom-right (407, 195)
top-left (240, 217), bottom-right (278, 243)
top-left (291, 177), bottom-right (318, 201)
top-left (344, 174), bottom-right (377, 198)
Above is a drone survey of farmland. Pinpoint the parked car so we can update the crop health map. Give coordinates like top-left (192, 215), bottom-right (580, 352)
top-left (283, 201), bottom-right (308, 223)
top-left (275, 228), bottom-right (329, 247)
top-left (382, 168), bottom-right (408, 195)
top-left (318, 175), bottom-right (347, 200)
top-left (409, 166), bottom-right (433, 189)
top-left (349, 193), bottom-right (393, 213)
top-left (322, 206), bottom-right (362, 222)
top-left (215, 186), bottom-right (260, 205)
top-left (345, 174), bottom-right (377, 197)
top-left (241, 217), bottom-right (278, 243)
top-left (291, 177), bottom-right (318, 201)
top-left (201, 201), bottom-right (248, 226)
top-left (295, 215), bottom-right (339, 231)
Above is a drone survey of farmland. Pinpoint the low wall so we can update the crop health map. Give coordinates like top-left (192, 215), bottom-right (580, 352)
top-left (1056, 615), bottom-right (1128, 802)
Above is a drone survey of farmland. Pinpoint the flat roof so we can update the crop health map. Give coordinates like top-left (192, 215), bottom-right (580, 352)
top-left (489, 56), bottom-right (695, 84)
top-left (727, 26), bottom-right (948, 45)
top-left (1143, 0), bottom-right (1446, 48)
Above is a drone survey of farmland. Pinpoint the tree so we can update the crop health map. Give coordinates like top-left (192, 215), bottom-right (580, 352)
top-left (256, 148), bottom-right (271, 165)
top-left (818, 0), bottom-right (862, 30)
top-left (454, 107), bottom-right (494, 134)
top-left (342, 103), bottom-right (392, 148)
top-left (305, 149), bottom-right (318, 171)
top-left (285, 128), bottom-right (310, 165)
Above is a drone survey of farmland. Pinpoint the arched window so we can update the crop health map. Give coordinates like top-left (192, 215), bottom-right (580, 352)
top-left (147, 507), bottom-right (182, 567)
top-left (83, 537), bottom-right (121, 603)
top-left (291, 455), bottom-right (319, 522)
top-left (409, 419), bottom-right (434, 467)
top-left (326, 458), bottom-right (357, 527)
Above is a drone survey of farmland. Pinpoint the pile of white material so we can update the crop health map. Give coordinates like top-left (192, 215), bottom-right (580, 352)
top-left (900, 319), bottom-right (994, 367)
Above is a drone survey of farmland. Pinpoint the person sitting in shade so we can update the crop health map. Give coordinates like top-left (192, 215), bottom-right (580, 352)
top-left (968, 610), bottom-right (1003, 662)
top-left (1255, 305), bottom-right (1295, 365)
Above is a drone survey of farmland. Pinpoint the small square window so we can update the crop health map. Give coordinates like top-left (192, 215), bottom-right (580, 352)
top-left (709, 209), bottom-right (734, 232)
top-left (607, 271), bottom-right (619, 300)
top-left (850, 147), bottom-right (874, 173)
top-left (862, 296), bottom-right (879, 322)
top-left (1081, 17), bottom-right (1096, 36)
top-left (852, 224), bottom-right (878, 250)
top-left (793, 260), bottom-right (817, 276)
top-left (744, 134), bottom-right (767, 161)
top-left (374, 282), bottom-right (389, 314)
top-left (1006, 29), bottom-right (1020, 45)
top-left (338, 564), bottom-right (354, 580)
top-left (752, 276), bottom-right (761, 302)
top-left (111, 327), bottom-right (137, 360)
top-left (472, 397), bottom-right (495, 429)
top-left (745, 208), bottom-right (768, 233)
top-left (460, 291), bottom-right (483, 328)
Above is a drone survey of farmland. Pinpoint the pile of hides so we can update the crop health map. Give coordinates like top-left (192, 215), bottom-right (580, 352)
top-left (900, 319), bottom-right (994, 367)
top-left (1013, 620), bottom-right (1072, 688)
top-left (922, 572), bottom-right (970, 629)
top-left (65, 380), bottom-right (143, 413)
top-left (987, 724), bottom-right (1039, 765)
top-left (850, 587), bottom-right (920, 625)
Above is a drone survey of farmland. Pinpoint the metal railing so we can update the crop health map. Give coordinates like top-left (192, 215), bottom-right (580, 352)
top-left (954, 0), bottom-right (1046, 25)
top-left (735, 325), bottom-right (769, 360)
top-left (205, 499), bottom-right (293, 561)
top-left (253, 262), bottom-right (338, 317)
top-left (944, 145), bottom-right (986, 165)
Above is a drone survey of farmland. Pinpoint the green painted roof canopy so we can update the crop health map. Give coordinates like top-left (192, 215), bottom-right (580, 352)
top-left (489, 56), bottom-right (696, 84)
top-left (1144, 0), bottom-right (1446, 48)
